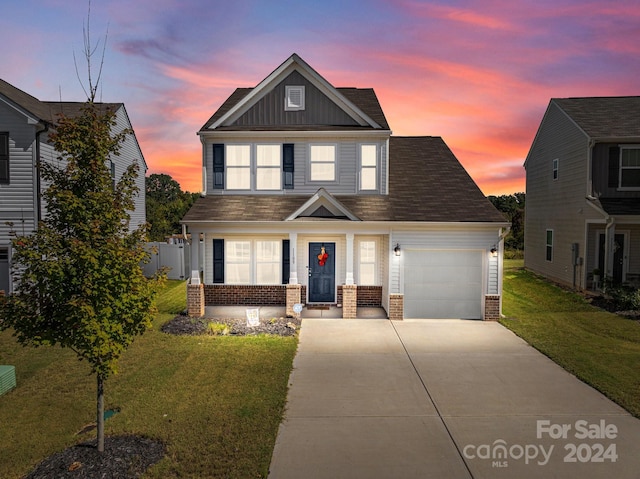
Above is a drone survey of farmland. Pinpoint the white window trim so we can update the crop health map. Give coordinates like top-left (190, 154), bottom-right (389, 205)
top-left (308, 143), bottom-right (338, 183)
top-left (356, 238), bottom-right (379, 285)
top-left (285, 85), bottom-right (305, 111)
top-left (256, 143), bottom-right (282, 191)
top-left (225, 143), bottom-right (283, 191)
top-left (359, 143), bottom-right (378, 192)
top-left (546, 229), bottom-right (553, 262)
top-left (225, 144), bottom-right (251, 191)
top-left (618, 145), bottom-right (640, 191)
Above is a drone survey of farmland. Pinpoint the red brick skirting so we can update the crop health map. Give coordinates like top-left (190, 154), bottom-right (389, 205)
top-left (337, 285), bottom-right (382, 307)
top-left (204, 285), bottom-right (286, 306)
top-left (484, 295), bottom-right (501, 321)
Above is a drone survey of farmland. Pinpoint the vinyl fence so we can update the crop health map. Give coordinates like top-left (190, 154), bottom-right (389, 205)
top-left (143, 241), bottom-right (191, 280)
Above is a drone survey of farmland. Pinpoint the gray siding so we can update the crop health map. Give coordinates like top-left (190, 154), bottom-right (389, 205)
top-left (233, 71), bottom-right (359, 127)
top-left (592, 142), bottom-right (640, 199)
top-left (525, 102), bottom-right (598, 288)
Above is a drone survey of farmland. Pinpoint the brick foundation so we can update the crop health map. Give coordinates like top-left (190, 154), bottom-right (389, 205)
top-left (187, 283), bottom-right (204, 317)
top-left (484, 295), bottom-right (501, 321)
top-left (337, 285), bottom-right (382, 307)
top-left (286, 284), bottom-right (302, 317)
top-left (388, 294), bottom-right (404, 321)
top-left (342, 284), bottom-right (357, 319)
top-left (204, 284), bottom-right (286, 306)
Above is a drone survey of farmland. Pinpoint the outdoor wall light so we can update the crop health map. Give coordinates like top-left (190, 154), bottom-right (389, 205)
top-left (490, 246), bottom-right (498, 257)
top-left (394, 243), bottom-right (401, 256)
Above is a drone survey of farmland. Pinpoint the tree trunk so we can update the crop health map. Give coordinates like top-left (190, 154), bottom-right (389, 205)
top-left (97, 375), bottom-right (104, 452)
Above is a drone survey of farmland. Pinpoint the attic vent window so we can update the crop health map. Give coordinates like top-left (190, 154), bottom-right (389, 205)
top-left (285, 86), bottom-right (305, 111)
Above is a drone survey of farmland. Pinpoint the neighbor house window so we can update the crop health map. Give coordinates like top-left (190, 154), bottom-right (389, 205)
top-left (226, 145), bottom-right (251, 190)
top-left (360, 144), bottom-right (377, 190)
top-left (226, 240), bottom-right (251, 284)
top-left (309, 144), bottom-right (336, 181)
top-left (285, 85), bottom-right (305, 111)
top-left (0, 132), bottom-right (9, 184)
top-left (256, 144), bottom-right (281, 190)
top-left (546, 230), bottom-right (553, 262)
top-left (359, 240), bottom-right (376, 285)
top-left (256, 241), bottom-right (281, 284)
top-left (620, 146), bottom-right (640, 189)
top-left (552, 158), bottom-right (559, 180)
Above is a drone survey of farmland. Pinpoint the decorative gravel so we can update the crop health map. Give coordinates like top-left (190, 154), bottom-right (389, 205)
top-left (161, 313), bottom-right (301, 336)
top-left (25, 435), bottom-right (164, 479)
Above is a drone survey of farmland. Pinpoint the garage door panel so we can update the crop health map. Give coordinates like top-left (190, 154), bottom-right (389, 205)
top-left (404, 250), bottom-right (483, 319)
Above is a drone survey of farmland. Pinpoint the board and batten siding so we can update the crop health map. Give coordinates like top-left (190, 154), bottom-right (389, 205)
top-left (525, 102), bottom-right (599, 288)
top-left (204, 136), bottom-right (388, 196)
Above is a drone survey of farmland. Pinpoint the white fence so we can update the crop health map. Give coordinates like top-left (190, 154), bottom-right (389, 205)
top-left (143, 242), bottom-right (191, 280)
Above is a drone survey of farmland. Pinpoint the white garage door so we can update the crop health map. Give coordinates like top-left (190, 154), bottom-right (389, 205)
top-left (403, 249), bottom-right (483, 319)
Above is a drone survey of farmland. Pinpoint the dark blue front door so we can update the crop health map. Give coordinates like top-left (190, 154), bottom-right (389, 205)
top-left (309, 242), bottom-right (335, 303)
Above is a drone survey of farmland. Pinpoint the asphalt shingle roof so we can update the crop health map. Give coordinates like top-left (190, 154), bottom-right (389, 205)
top-left (182, 136), bottom-right (505, 224)
top-left (554, 97), bottom-right (640, 138)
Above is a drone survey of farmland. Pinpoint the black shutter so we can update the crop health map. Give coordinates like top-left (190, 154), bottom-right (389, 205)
top-left (0, 133), bottom-right (9, 184)
top-left (283, 143), bottom-right (294, 189)
top-left (213, 239), bottom-right (224, 283)
top-left (608, 146), bottom-right (620, 188)
top-left (213, 144), bottom-right (224, 189)
top-left (282, 240), bottom-right (290, 284)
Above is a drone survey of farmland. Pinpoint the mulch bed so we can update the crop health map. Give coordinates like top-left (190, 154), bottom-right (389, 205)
top-left (161, 313), bottom-right (301, 336)
top-left (587, 295), bottom-right (640, 320)
top-left (25, 435), bottom-right (164, 479)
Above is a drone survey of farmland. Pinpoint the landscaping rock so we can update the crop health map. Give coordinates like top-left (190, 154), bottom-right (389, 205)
top-left (161, 314), bottom-right (301, 336)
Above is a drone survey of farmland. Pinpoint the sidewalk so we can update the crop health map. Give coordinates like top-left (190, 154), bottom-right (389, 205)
top-left (267, 319), bottom-right (640, 479)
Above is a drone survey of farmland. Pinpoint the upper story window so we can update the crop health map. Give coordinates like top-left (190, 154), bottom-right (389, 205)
top-left (285, 86), bottom-right (305, 111)
top-left (226, 145), bottom-right (251, 190)
top-left (360, 144), bottom-right (377, 191)
top-left (256, 145), bottom-right (282, 190)
top-left (620, 146), bottom-right (640, 189)
top-left (552, 158), bottom-right (559, 180)
top-left (309, 144), bottom-right (336, 182)
top-left (0, 132), bottom-right (9, 184)
top-left (217, 144), bottom-right (285, 191)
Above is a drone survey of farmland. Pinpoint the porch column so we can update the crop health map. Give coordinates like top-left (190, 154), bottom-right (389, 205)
top-left (190, 229), bottom-right (201, 285)
top-left (604, 221), bottom-right (616, 279)
top-left (345, 233), bottom-right (354, 285)
top-left (289, 232), bottom-right (298, 284)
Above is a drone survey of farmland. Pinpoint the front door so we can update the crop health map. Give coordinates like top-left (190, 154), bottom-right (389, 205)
top-left (308, 242), bottom-right (335, 303)
top-left (598, 233), bottom-right (625, 283)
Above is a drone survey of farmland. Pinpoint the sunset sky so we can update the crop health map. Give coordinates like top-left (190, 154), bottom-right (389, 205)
top-left (2, 0), bottom-right (639, 195)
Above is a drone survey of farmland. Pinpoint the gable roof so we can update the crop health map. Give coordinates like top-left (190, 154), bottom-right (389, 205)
top-left (182, 136), bottom-right (505, 224)
top-left (553, 96), bottom-right (640, 139)
top-left (199, 54), bottom-right (390, 132)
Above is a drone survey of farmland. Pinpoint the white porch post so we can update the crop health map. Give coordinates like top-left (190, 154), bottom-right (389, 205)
top-left (289, 232), bottom-right (298, 284)
top-left (345, 233), bottom-right (355, 285)
top-left (190, 229), bottom-right (201, 284)
top-left (605, 221), bottom-right (616, 279)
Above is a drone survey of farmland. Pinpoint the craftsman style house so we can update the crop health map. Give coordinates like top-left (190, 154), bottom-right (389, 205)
top-left (0, 79), bottom-right (147, 294)
top-left (182, 54), bottom-right (508, 320)
top-left (524, 97), bottom-right (640, 290)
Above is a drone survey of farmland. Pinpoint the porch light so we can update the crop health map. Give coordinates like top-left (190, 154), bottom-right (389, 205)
top-left (394, 243), bottom-right (401, 256)
top-left (490, 246), bottom-right (498, 257)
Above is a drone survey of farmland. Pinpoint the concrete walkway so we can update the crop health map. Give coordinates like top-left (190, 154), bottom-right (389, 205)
top-left (267, 319), bottom-right (640, 479)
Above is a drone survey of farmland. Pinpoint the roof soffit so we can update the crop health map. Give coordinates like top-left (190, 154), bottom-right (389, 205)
top-left (207, 54), bottom-right (381, 130)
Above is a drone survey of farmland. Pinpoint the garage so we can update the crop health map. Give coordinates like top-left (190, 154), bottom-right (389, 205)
top-left (403, 249), bottom-right (483, 319)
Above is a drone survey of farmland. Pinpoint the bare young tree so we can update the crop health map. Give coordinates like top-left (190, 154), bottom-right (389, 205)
top-left (74, 0), bottom-right (109, 102)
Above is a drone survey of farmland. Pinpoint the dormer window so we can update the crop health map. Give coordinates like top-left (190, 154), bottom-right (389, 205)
top-left (285, 86), bottom-right (305, 111)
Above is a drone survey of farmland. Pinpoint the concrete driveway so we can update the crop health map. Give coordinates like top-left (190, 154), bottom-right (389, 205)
top-left (267, 319), bottom-right (640, 479)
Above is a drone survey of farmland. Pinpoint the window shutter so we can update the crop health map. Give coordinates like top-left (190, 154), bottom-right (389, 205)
top-left (213, 239), bottom-right (224, 283)
top-left (213, 144), bottom-right (224, 189)
top-left (282, 240), bottom-right (290, 284)
top-left (0, 133), bottom-right (9, 184)
top-left (283, 143), bottom-right (294, 189)
top-left (608, 146), bottom-right (620, 188)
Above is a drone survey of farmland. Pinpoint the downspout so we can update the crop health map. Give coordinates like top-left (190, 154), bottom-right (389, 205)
top-left (586, 197), bottom-right (615, 281)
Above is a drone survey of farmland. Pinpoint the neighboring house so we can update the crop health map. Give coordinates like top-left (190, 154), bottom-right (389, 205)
top-left (182, 54), bottom-right (508, 320)
top-left (524, 96), bottom-right (640, 290)
top-left (0, 78), bottom-right (147, 294)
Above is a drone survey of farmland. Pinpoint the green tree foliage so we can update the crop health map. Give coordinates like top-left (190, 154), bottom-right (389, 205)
top-left (146, 173), bottom-right (199, 241)
top-left (0, 102), bottom-right (164, 452)
top-left (488, 193), bottom-right (525, 251)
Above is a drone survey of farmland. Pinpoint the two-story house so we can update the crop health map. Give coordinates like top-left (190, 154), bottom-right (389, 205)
top-left (0, 79), bottom-right (147, 294)
top-left (182, 54), bottom-right (508, 320)
top-left (524, 96), bottom-right (640, 290)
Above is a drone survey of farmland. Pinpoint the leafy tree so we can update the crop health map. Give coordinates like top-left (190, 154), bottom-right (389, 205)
top-left (0, 102), bottom-right (164, 453)
top-left (146, 173), bottom-right (199, 241)
top-left (488, 193), bottom-right (525, 251)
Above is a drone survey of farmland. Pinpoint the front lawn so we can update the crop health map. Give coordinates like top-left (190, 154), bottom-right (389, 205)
top-left (0, 280), bottom-right (298, 478)
top-left (501, 260), bottom-right (640, 417)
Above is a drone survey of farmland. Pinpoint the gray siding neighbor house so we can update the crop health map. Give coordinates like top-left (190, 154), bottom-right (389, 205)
top-left (0, 79), bottom-right (147, 294)
top-left (524, 97), bottom-right (640, 290)
top-left (182, 54), bottom-right (508, 320)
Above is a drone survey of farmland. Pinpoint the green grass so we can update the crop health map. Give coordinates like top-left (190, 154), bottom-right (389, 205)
top-left (501, 260), bottom-right (640, 417)
top-left (0, 280), bottom-right (298, 478)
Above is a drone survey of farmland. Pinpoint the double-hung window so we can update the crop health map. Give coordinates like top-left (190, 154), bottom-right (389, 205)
top-left (546, 230), bottom-right (553, 262)
top-left (226, 145), bottom-right (251, 190)
top-left (223, 240), bottom-right (281, 284)
top-left (620, 146), bottom-right (640, 189)
top-left (360, 144), bottom-right (377, 191)
top-left (309, 144), bottom-right (336, 181)
top-left (256, 145), bottom-right (281, 190)
top-left (256, 240), bottom-right (281, 284)
top-left (0, 132), bottom-right (9, 184)
top-left (226, 240), bottom-right (251, 284)
top-left (358, 240), bottom-right (376, 285)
